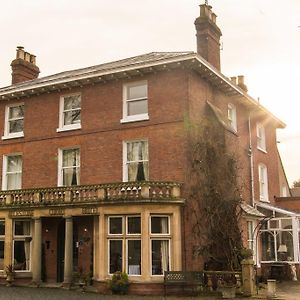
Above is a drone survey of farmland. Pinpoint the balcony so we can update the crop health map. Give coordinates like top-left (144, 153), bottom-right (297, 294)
top-left (0, 181), bottom-right (183, 208)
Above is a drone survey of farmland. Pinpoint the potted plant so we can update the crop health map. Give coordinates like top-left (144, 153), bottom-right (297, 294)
top-left (5, 264), bottom-right (15, 286)
top-left (109, 271), bottom-right (129, 295)
top-left (220, 273), bottom-right (237, 299)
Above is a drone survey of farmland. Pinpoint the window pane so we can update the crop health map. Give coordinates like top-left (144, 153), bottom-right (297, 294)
top-left (64, 95), bottom-right (81, 110)
top-left (7, 156), bottom-right (22, 172)
top-left (128, 99), bottom-right (147, 116)
top-left (261, 231), bottom-right (275, 261)
top-left (7, 173), bottom-right (22, 190)
top-left (9, 119), bottom-right (24, 133)
top-left (109, 217), bottom-right (123, 234)
top-left (0, 221), bottom-right (5, 236)
top-left (0, 241), bottom-right (4, 270)
top-left (9, 105), bottom-right (24, 119)
top-left (281, 219), bottom-right (292, 229)
top-left (64, 110), bottom-right (81, 125)
top-left (128, 84), bottom-right (147, 100)
top-left (14, 240), bottom-right (30, 270)
top-left (15, 221), bottom-right (31, 236)
top-left (109, 240), bottom-right (122, 274)
top-left (127, 217), bottom-right (141, 234)
top-left (277, 232), bottom-right (294, 261)
top-left (128, 240), bottom-right (141, 275)
top-left (151, 217), bottom-right (169, 234)
top-left (152, 240), bottom-right (169, 275)
top-left (63, 149), bottom-right (80, 168)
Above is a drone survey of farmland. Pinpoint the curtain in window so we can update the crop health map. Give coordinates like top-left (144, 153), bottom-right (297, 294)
top-left (127, 143), bottom-right (140, 181)
top-left (160, 240), bottom-right (169, 274)
top-left (127, 142), bottom-right (148, 181)
top-left (7, 156), bottom-right (22, 190)
top-left (62, 149), bottom-right (80, 186)
top-left (24, 240), bottom-right (30, 270)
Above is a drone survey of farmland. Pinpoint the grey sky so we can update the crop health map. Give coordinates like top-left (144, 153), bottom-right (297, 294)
top-left (1, 0), bottom-right (299, 185)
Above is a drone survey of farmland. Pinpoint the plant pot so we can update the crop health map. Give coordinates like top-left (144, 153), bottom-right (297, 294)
top-left (221, 286), bottom-right (236, 299)
top-left (6, 273), bottom-right (14, 287)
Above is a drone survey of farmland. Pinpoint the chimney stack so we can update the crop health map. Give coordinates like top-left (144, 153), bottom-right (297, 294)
top-left (194, 3), bottom-right (222, 70)
top-left (237, 75), bottom-right (248, 92)
top-left (11, 46), bottom-right (40, 84)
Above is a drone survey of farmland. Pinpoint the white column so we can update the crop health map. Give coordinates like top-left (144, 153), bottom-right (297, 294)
top-left (32, 217), bottom-right (42, 285)
top-left (63, 216), bottom-right (73, 287)
top-left (292, 216), bottom-right (299, 262)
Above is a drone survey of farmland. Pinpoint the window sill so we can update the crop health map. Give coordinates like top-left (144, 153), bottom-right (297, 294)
top-left (121, 114), bottom-right (149, 124)
top-left (257, 147), bottom-right (267, 154)
top-left (57, 124), bottom-right (81, 132)
top-left (259, 198), bottom-right (270, 203)
top-left (2, 133), bottom-right (24, 140)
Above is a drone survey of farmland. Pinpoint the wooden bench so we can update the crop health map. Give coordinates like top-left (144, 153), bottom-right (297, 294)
top-left (164, 271), bottom-right (204, 296)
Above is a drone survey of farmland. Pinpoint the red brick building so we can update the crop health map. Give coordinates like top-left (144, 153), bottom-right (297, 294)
top-left (0, 3), bottom-right (296, 294)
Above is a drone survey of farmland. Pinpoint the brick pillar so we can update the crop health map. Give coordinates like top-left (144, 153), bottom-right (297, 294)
top-left (32, 217), bottom-right (42, 286)
top-left (63, 216), bottom-right (73, 288)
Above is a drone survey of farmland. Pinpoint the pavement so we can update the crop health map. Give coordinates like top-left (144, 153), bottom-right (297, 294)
top-left (0, 281), bottom-right (299, 299)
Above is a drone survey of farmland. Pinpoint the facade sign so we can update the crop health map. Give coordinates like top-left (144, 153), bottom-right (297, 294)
top-left (9, 210), bottom-right (34, 217)
top-left (49, 208), bottom-right (65, 216)
top-left (82, 207), bottom-right (98, 215)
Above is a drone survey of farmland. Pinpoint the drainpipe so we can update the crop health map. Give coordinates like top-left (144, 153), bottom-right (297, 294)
top-left (248, 114), bottom-right (255, 206)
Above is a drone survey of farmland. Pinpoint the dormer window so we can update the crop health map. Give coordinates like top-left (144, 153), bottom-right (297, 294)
top-left (227, 103), bottom-right (237, 132)
top-left (3, 103), bottom-right (24, 139)
top-left (57, 94), bottom-right (81, 132)
top-left (121, 81), bottom-right (149, 123)
top-left (257, 124), bottom-right (266, 152)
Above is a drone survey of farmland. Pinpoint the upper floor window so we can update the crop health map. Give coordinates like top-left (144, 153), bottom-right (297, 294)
top-left (227, 103), bottom-right (237, 132)
top-left (3, 103), bottom-right (24, 139)
top-left (58, 94), bottom-right (81, 132)
top-left (121, 81), bottom-right (149, 123)
top-left (58, 148), bottom-right (80, 186)
top-left (2, 154), bottom-right (22, 190)
top-left (258, 163), bottom-right (269, 202)
top-left (257, 124), bottom-right (266, 151)
top-left (123, 140), bottom-right (149, 182)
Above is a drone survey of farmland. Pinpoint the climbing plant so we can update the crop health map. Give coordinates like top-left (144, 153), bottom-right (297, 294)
top-left (185, 112), bottom-right (243, 271)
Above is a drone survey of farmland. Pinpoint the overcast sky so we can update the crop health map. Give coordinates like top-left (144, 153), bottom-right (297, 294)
top-left (0, 0), bottom-right (299, 185)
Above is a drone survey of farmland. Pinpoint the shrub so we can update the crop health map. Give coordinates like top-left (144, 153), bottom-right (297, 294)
top-left (109, 271), bottom-right (129, 295)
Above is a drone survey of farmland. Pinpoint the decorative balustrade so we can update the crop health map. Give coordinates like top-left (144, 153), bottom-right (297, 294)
top-left (0, 181), bottom-right (183, 207)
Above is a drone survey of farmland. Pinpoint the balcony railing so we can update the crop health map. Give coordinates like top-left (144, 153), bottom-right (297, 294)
top-left (0, 181), bottom-right (183, 208)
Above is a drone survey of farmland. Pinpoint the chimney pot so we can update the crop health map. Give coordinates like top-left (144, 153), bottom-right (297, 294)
top-left (11, 47), bottom-right (40, 84)
top-left (230, 76), bottom-right (237, 84)
top-left (237, 75), bottom-right (248, 92)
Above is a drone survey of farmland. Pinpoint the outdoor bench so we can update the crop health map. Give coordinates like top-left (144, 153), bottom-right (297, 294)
top-left (164, 271), bottom-right (204, 296)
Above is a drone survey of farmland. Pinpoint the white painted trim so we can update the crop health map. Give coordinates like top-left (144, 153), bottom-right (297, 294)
top-left (57, 93), bottom-right (81, 132)
top-left (2, 103), bottom-right (24, 140)
top-left (256, 123), bottom-right (267, 152)
top-left (258, 163), bottom-right (269, 202)
top-left (2, 153), bottom-right (22, 191)
top-left (120, 114), bottom-right (149, 124)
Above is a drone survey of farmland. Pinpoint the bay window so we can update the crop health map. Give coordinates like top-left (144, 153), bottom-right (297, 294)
top-left (108, 216), bottom-right (141, 275)
top-left (150, 215), bottom-right (170, 275)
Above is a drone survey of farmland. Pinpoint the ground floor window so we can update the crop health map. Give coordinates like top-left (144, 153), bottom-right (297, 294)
top-left (108, 216), bottom-right (141, 275)
top-left (13, 220), bottom-right (31, 271)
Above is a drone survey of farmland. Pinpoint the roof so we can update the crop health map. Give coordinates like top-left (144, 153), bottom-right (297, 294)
top-left (256, 202), bottom-right (299, 217)
top-left (0, 51), bottom-right (285, 128)
top-left (291, 188), bottom-right (300, 197)
top-left (240, 202), bottom-right (265, 218)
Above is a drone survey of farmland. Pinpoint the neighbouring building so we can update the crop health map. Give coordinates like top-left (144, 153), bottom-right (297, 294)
top-left (0, 3), bottom-right (297, 294)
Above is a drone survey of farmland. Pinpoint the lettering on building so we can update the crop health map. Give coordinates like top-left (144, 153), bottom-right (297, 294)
top-left (9, 210), bottom-right (34, 218)
top-left (82, 207), bottom-right (98, 215)
top-left (49, 208), bottom-right (65, 216)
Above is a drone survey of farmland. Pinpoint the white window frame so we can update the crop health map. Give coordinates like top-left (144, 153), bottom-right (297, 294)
top-left (57, 93), bottom-right (81, 132)
top-left (122, 140), bottom-right (149, 182)
top-left (2, 103), bottom-right (25, 140)
top-left (150, 215), bottom-right (171, 276)
top-left (13, 220), bottom-right (32, 272)
top-left (107, 215), bottom-right (141, 276)
top-left (257, 123), bottom-right (266, 152)
top-left (57, 147), bottom-right (80, 187)
top-left (121, 81), bottom-right (149, 123)
top-left (258, 163), bottom-right (269, 202)
top-left (227, 103), bottom-right (237, 132)
top-left (2, 154), bottom-right (22, 191)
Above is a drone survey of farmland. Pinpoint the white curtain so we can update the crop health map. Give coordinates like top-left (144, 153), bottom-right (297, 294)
top-left (141, 141), bottom-right (149, 180)
top-left (63, 149), bottom-right (80, 186)
top-left (127, 142), bottom-right (140, 181)
top-left (160, 240), bottom-right (169, 274)
top-left (7, 156), bottom-right (22, 190)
